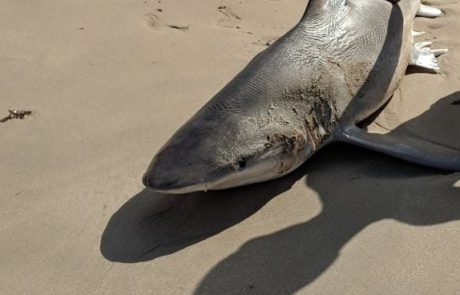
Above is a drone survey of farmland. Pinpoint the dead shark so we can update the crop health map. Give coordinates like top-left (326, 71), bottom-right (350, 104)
top-left (143, 0), bottom-right (454, 194)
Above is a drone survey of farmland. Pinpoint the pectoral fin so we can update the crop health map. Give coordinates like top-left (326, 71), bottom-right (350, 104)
top-left (338, 126), bottom-right (460, 171)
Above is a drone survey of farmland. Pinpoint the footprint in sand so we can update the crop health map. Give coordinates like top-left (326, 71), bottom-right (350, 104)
top-left (217, 5), bottom-right (242, 29)
top-left (144, 13), bottom-right (189, 31)
top-left (145, 13), bottom-right (163, 29)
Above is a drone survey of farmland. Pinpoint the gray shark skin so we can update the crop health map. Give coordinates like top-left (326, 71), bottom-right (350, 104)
top-left (143, 0), bottom-right (456, 194)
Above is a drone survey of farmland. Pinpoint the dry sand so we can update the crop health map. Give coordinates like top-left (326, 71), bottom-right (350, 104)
top-left (1, 0), bottom-right (460, 294)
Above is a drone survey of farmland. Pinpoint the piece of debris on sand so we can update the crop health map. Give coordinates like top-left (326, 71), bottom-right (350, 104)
top-left (0, 110), bottom-right (32, 123)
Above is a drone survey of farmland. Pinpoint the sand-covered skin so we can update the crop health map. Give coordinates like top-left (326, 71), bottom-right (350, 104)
top-left (1, 0), bottom-right (459, 294)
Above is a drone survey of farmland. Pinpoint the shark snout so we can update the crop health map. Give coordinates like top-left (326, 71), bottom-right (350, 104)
top-left (142, 172), bottom-right (196, 194)
top-left (142, 167), bottom-right (180, 193)
top-left (142, 149), bottom-right (210, 194)
top-left (143, 133), bottom-right (310, 194)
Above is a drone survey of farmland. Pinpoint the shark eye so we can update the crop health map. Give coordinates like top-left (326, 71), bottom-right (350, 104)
top-left (238, 159), bottom-right (247, 170)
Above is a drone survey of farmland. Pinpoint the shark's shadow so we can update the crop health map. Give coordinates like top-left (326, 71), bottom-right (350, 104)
top-left (100, 91), bottom-right (460, 274)
top-left (193, 92), bottom-right (460, 294)
top-left (100, 163), bottom-right (306, 263)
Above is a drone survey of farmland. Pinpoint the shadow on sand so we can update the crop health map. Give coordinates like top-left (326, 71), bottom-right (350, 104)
top-left (100, 91), bottom-right (460, 293)
top-left (192, 91), bottom-right (460, 294)
top-left (100, 162), bottom-right (306, 263)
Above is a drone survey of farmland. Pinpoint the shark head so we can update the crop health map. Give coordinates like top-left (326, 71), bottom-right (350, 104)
top-left (142, 101), bottom-right (312, 194)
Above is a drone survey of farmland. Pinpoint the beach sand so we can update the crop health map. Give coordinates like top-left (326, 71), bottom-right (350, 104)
top-left (1, 0), bottom-right (459, 294)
